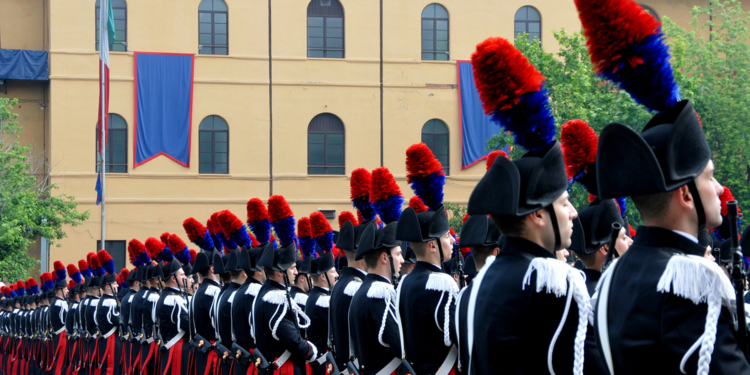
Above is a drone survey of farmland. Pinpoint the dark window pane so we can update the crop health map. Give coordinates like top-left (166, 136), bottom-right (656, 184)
top-left (326, 37), bottom-right (342, 48)
top-left (326, 50), bottom-right (343, 58)
top-left (215, 132), bottom-right (228, 142)
top-left (328, 167), bottom-right (345, 175)
top-left (422, 4), bottom-right (435, 18)
top-left (434, 5), bottom-right (448, 18)
top-left (200, 23), bottom-right (212, 33)
top-left (308, 17), bottom-right (324, 27)
top-left (214, 153), bottom-right (228, 163)
top-left (214, 48), bottom-right (228, 55)
top-left (328, 154), bottom-right (343, 166)
top-left (436, 30), bottom-right (448, 41)
top-left (199, 12), bottom-right (212, 22)
top-left (215, 163), bottom-right (228, 174)
top-left (436, 41), bottom-right (448, 51)
top-left (309, 143), bottom-right (324, 154)
top-left (309, 133), bottom-right (325, 143)
top-left (327, 27), bottom-right (342, 38)
top-left (515, 6), bottom-right (527, 20)
top-left (200, 33), bottom-right (212, 45)
top-left (200, 163), bottom-right (212, 173)
top-left (435, 53), bottom-right (449, 60)
top-left (308, 27), bottom-right (324, 37)
top-left (200, 131), bottom-right (213, 142)
top-left (308, 50), bottom-right (325, 57)
top-left (327, 17), bottom-right (342, 27)
top-left (328, 143), bottom-right (343, 155)
top-left (327, 134), bottom-right (344, 144)
top-left (436, 20), bottom-right (448, 30)
top-left (528, 23), bottom-right (540, 33)
top-left (215, 34), bottom-right (228, 45)
top-left (215, 143), bottom-right (228, 153)
top-left (422, 41), bottom-right (434, 51)
top-left (423, 52), bottom-right (434, 60)
top-left (214, 13), bottom-right (227, 23)
top-left (308, 37), bottom-right (324, 48)
top-left (200, 152), bottom-right (212, 163)
top-left (527, 8), bottom-right (541, 21)
top-left (309, 167), bottom-right (326, 174)
top-left (310, 153), bottom-right (325, 165)
top-left (422, 20), bottom-right (434, 30)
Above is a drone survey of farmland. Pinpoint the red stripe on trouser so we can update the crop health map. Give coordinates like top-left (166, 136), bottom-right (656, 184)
top-left (142, 342), bottom-right (158, 375)
top-left (54, 335), bottom-right (69, 375)
top-left (132, 344), bottom-right (142, 375)
top-left (94, 334), bottom-right (117, 375)
top-left (11, 339), bottom-right (22, 375)
top-left (203, 347), bottom-right (219, 375)
top-left (244, 348), bottom-right (259, 375)
top-left (67, 341), bottom-right (79, 375)
top-left (163, 340), bottom-right (183, 375)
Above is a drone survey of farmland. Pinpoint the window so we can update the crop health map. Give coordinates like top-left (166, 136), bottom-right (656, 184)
top-left (97, 240), bottom-right (126, 272)
top-left (514, 6), bottom-right (541, 42)
top-left (199, 0), bottom-right (228, 55)
top-left (199, 116), bottom-right (229, 174)
top-left (308, 113), bottom-right (345, 175)
top-left (307, 0), bottom-right (344, 58)
top-left (95, 114), bottom-right (128, 173)
top-left (421, 4), bottom-right (449, 61)
top-left (421, 119), bottom-right (449, 175)
top-left (96, 0), bottom-right (127, 52)
top-left (640, 4), bottom-right (659, 21)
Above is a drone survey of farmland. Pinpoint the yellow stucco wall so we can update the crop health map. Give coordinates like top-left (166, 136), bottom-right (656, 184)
top-left (0, 0), bottom-right (719, 269)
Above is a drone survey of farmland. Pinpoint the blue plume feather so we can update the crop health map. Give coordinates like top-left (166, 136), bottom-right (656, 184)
top-left (599, 32), bottom-right (679, 113)
top-left (272, 216), bottom-right (296, 248)
top-left (120, 281), bottom-right (129, 289)
top-left (70, 271), bottom-right (82, 285)
top-left (8, 290), bottom-right (17, 298)
top-left (195, 229), bottom-right (215, 251)
top-left (102, 260), bottom-right (115, 276)
top-left (490, 86), bottom-right (556, 155)
top-left (135, 252), bottom-right (151, 268)
top-left (229, 225), bottom-right (253, 248)
top-left (54, 269), bottom-right (66, 281)
top-left (31, 285), bottom-right (39, 295)
top-left (315, 231), bottom-right (335, 254)
top-left (80, 268), bottom-right (91, 279)
top-left (93, 267), bottom-right (105, 278)
top-left (372, 194), bottom-right (404, 224)
top-left (408, 173), bottom-right (445, 211)
top-left (352, 197), bottom-right (376, 222)
top-left (298, 236), bottom-right (316, 259)
top-left (158, 248), bottom-right (174, 263)
top-left (212, 232), bottom-right (224, 251)
top-left (616, 197), bottom-right (627, 217)
top-left (220, 232), bottom-right (239, 250)
top-left (248, 219), bottom-right (272, 245)
top-left (175, 246), bottom-right (191, 265)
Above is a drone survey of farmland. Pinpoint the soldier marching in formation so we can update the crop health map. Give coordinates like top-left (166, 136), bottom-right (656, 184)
top-left (4, 0), bottom-right (750, 374)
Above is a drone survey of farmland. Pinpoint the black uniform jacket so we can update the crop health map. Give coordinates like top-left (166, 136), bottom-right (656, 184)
top-left (191, 279), bottom-right (221, 342)
top-left (599, 226), bottom-right (750, 374)
top-left (50, 297), bottom-right (68, 334)
top-left (130, 288), bottom-right (148, 338)
top-left (304, 286), bottom-right (330, 357)
top-left (231, 278), bottom-right (262, 350)
top-left (471, 237), bottom-right (580, 375)
top-left (350, 274), bottom-right (402, 375)
top-left (330, 267), bottom-right (366, 370)
top-left (155, 287), bottom-right (190, 345)
top-left (95, 294), bottom-right (120, 337)
top-left (216, 282), bottom-right (240, 346)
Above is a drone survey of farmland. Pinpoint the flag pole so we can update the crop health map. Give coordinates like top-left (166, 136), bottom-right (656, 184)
top-left (99, 0), bottom-right (106, 247)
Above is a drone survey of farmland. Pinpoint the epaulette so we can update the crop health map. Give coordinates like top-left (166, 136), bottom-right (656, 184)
top-left (244, 283), bottom-right (262, 297)
top-left (82, 299), bottom-right (89, 306)
top-left (55, 299), bottom-right (67, 307)
top-left (294, 293), bottom-right (308, 306)
top-left (426, 272), bottom-right (459, 294)
top-left (127, 295), bottom-right (134, 303)
top-left (343, 279), bottom-right (362, 297)
top-left (228, 291), bottom-right (238, 303)
top-left (102, 299), bottom-right (117, 308)
top-left (367, 281), bottom-right (395, 300)
top-left (147, 293), bottom-right (159, 303)
top-left (315, 295), bottom-right (330, 308)
top-left (263, 290), bottom-right (288, 306)
top-left (164, 295), bottom-right (187, 307)
top-left (204, 284), bottom-right (220, 297)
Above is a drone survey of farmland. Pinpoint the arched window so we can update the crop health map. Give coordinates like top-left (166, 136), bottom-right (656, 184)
top-left (514, 6), bottom-right (541, 43)
top-left (421, 4), bottom-right (449, 61)
top-left (95, 114), bottom-right (128, 173)
top-left (421, 119), bottom-right (449, 175)
top-left (199, 0), bottom-right (228, 55)
top-left (640, 4), bottom-right (659, 21)
top-left (307, 0), bottom-right (345, 58)
top-left (308, 114), bottom-right (345, 175)
top-left (96, 0), bottom-right (127, 52)
top-left (199, 116), bottom-right (229, 174)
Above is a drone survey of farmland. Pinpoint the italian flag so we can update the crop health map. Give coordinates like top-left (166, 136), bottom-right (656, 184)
top-left (97, 0), bottom-right (116, 157)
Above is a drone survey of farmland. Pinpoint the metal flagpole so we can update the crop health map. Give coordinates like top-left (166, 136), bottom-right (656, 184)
top-left (100, 0), bottom-right (106, 247)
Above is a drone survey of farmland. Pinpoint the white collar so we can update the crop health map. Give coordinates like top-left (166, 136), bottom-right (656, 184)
top-left (673, 230), bottom-right (699, 244)
top-left (352, 268), bottom-right (367, 277)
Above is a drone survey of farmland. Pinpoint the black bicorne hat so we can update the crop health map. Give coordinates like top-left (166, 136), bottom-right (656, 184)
top-left (192, 251), bottom-right (211, 275)
top-left (337, 220), bottom-right (377, 252)
top-left (458, 215), bottom-right (501, 248)
top-left (597, 100), bottom-right (710, 200)
top-left (127, 269), bottom-right (137, 283)
top-left (102, 273), bottom-right (117, 286)
top-left (741, 225), bottom-right (750, 258)
top-left (468, 141), bottom-right (568, 218)
top-left (463, 254), bottom-right (477, 278)
top-left (151, 262), bottom-right (164, 280)
top-left (182, 263), bottom-right (192, 276)
top-left (162, 258), bottom-right (181, 280)
top-left (571, 199), bottom-right (624, 255)
top-left (54, 279), bottom-right (67, 290)
top-left (89, 276), bottom-right (102, 288)
top-left (224, 250), bottom-right (241, 273)
top-left (258, 242), bottom-right (297, 272)
top-left (356, 222), bottom-right (399, 261)
top-left (396, 205), bottom-right (450, 243)
top-left (296, 257), bottom-right (312, 275)
top-left (243, 246), bottom-right (266, 273)
top-left (402, 243), bottom-right (417, 264)
top-left (311, 251), bottom-right (335, 276)
top-left (212, 251), bottom-right (226, 275)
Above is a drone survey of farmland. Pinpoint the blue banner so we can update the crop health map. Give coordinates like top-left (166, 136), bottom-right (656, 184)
top-left (134, 53), bottom-right (193, 167)
top-left (457, 61), bottom-right (503, 169)
top-left (0, 49), bottom-right (48, 80)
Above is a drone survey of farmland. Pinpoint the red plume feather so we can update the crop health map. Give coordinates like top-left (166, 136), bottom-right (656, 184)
top-left (406, 143), bottom-right (444, 179)
top-left (719, 186), bottom-right (740, 217)
top-left (369, 167), bottom-right (402, 203)
top-left (128, 239), bottom-right (145, 265)
top-left (189, 249), bottom-right (197, 264)
top-left (145, 237), bottom-right (164, 260)
top-left (350, 168), bottom-right (372, 200)
top-left (356, 211), bottom-right (364, 224)
top-left (310, 212), bottom-right (332, 239)
top-left (54, 260), bottom-right (65, 272)
top-left (167, 234), bottom-right (187, 254)
top-left (338, 211), bottom-right (357, 229)
top-left (561, 119), bottom-right (598, 180)
top-left (218, 210), bottom-right (244, 235)
top-left (409, 196), bottom-right (429, 214)
top-left (246, 198), bottom-right (270, 222)
top-left (78, 259), bottom-right (88, 271)
top-left (629, 224), bottom-right (636, 238)
top-left (462, 214), bottom-right (470, 224)
top-left (160, 232), bottom-right (170, 244)
top-left (486, 150), bottom-right (508, 171)
top-left (89, 254), bottom-right (101, 270)
top-left (268, 195), bottom-right (294, 222)
top-left (86, 252), bottom-right (97, 266)
top-left (97, 249), bottom-right (112, 264)
top-left (67, 264), bottom-right (79, 277)
top-left (183, 218), bottom-right (207, 243)
top-left (298, 217), bottom-right (312, 238)
top-left (120, 268), bottom-right (130, 280)
top-left (27, 278), bottom-right (37, 288)
top-left (471, 37), bottom-right (545, 114)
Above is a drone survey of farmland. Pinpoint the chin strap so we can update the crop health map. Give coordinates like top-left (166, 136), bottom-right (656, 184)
top-left (687, 181), bottom-right (707, 231)
top-left (437, 240), bottom-right (445, 272)
top-left (546, 206), bottom-right (562, 252)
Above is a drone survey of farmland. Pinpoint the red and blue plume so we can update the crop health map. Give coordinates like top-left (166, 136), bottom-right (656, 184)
top-left (486, 150), bottom-right (508, 171)
top-left (310, 212), bottom-right (334, 255)
top-left (1, 286), bottom-right (11, 298)
top-left (471, 37), bottom-right (556, 155)
top-left (27, 278), bottom-right (39, 295)
top-left (297, 217), bottom-right (316, 259)
top-left (183, 217), bottom-right (215, 251)
top-left (189, 249), bottom-right (197, 264)
top-left (145, 237), bottom-right (166, 263)
top-left (128, 239), bottom-right (151, 268)
top-left (268, 195), bottom-right (296, 247)
top-left (575, 0), bottom-right (678, 112)
top-left (615, 197), bottom-right (627, 218)
top-left (207, 217), bottom-right (225, 251)
top-left (14, 281), bottom-right (24, 296)
top-left (98, 250), bottom-right (116, 276)
top-left (351, 168), bottom-right (377, 222)
top-left (119, 269), bottom-right (130, 289)
top-left (712, 186), bottom-right (743, 241)
top-left (369, 167), bottom-right (404, 224)
top-left (561, 119), bottom-right (599, 193)
top-left (406, 143), bottom-right (445, 211)
top-left (408, 196), bottom-right (429, 214)
top-left (168, 234), bottom-right (192, 265)
top-left (78, 259), bottom-right (91, 279)
top-left (247, 198), bottom-right (273, 245)
top-left (218, 210), bottom-right (253, 249)
top-left (67, 264), bottom-right (82, 285)
top-left (90, 252), bottom-right (104, 277)
top-left (53, 260), bottom-right (67, 281)
top-left (160, 232), bottom-right (170, 245)
top-left (338, 211), bottom-right (357, 229)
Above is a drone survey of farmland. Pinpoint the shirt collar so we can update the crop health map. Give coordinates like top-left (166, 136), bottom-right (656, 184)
top-left (673, 230), bottom-right (699, 244)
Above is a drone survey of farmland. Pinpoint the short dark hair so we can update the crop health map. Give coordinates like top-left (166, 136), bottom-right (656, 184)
top-left (491, 214), bottom-right (527, 237)
top-left (632, 191), bottom-right (672, 220)
top-left (221, 273), bottom-right (231, 283)
top-left (575, 247), bottom-right (603, 268)
top-left (363, 248), bottom-right (389, 270)
top-left (230, 270), bottom-right (243, 280)
top-left (264, 269), bottom-right (275, 280)
top-left (199, 269), bottom-right (212, 279)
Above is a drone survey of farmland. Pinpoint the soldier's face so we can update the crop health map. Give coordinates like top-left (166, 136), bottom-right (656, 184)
top-left (390, 246), bottom-right (405, 277)
top-left (551, 191), bottom-right (578, 251)
top-left (438, 232), bottom-right (455, 260)
top-left (324, 268), bottom-right (338, 287)
top-left (697, 160), bottom-right (723, 229)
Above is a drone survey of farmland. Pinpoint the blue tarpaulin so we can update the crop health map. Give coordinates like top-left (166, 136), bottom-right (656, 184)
top-left (0, 49), bottom-right (48, 80)
top-left (457, 61), bottom-right (505, 169)
top-left (134, 52), bottom-right (194, 168)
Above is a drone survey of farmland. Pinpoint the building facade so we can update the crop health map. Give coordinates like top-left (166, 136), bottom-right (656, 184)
top-left (0, 0), bottom-right (715, 271)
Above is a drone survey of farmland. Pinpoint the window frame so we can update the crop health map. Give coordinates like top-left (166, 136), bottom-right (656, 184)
top-left (95, 114), bottom-right (128, 173)
top-left (307, 113), bottom-right (346, 175)
top-left (198, 115), bottom-right (230, 175)
top-left (95, 0), bottom-right (128, 52)
top-left (198, 0), bottom-right (229, 55)
top-left (421, 3), bottom-right (450, 61)
top-left (96, 240), bottom-right (127, 272)
top-left (421, 119), bottom-right (450, 175)
top-left (307, 0), bottom-right (345, 58)
top-left (514, 6), bottom-right (542, 43)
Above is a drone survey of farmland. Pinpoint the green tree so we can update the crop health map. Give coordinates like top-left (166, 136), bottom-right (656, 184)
top-left (0, 98), bottom-right (89, 282)
top-left (445, 202), bottom-right (468, 235)
top-left (663, 0), bottom-right (750, 229)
